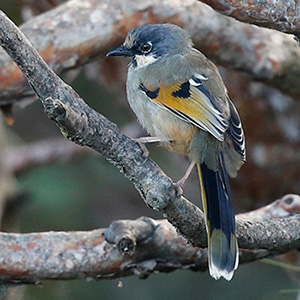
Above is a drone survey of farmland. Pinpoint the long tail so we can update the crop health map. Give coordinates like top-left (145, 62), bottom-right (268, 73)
top-left (197, 153), bottom-right (238, 281)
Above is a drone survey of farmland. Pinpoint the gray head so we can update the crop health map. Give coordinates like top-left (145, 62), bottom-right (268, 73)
top-left (106, 24), bottom-right (193, 68)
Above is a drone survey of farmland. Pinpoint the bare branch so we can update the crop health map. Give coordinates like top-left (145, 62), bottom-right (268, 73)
top-left (0, 0), bottom-right (300, 106)
top-left (239, 194), bottom-right (300, 222)
top-left (0, 218), bottom-right (200, 283)
top-left (200, 0), bottom-right (300, 37)
top-left (0, 10), bottom-right (299, 255)
top-left (0, 217), bottom-right (281, 284)
top-left (235, 195), bottom-right (300, 251)
top-left (1, 192), bottom-right (298, 284)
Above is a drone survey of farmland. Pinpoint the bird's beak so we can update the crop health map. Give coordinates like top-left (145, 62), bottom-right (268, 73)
top-left (106, 46), bottom-right (133, 57)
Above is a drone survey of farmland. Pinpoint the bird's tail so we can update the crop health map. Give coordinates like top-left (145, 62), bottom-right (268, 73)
top-left (197, 153), bottom-right (238, 281)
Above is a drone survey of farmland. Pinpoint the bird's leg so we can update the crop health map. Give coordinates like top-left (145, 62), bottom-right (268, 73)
top-left (133, 136), bottom-right (163, 144)
top-left (132, 136), bottom-right (165, 157)
top-left (174, 161), bottom-right (196, 195)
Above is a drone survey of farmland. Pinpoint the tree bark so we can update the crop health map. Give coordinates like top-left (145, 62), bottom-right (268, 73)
top-left (200, 0), bottom-right (300, 37)
top-left (0, 193), bottom-right (299, 284)
top-left (0, 213), bottom-right (290, 284)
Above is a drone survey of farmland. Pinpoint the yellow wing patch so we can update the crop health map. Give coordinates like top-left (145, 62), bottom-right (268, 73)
top-left (140, 79), bottom-right (228, 141)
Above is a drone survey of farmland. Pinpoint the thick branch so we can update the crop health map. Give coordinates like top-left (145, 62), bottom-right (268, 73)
top-left (239, 194), bottom-right (300, 222)
top-left (0, 10), bottom-right (299, 253)
top-left (200, 0), bottom-right (300, 37)
top-left (0, 217), bottom-right (279, 283)
top-left (1, 192), bottom-right (298, 284)
top-left (0, 0), bottom-right (300, 105)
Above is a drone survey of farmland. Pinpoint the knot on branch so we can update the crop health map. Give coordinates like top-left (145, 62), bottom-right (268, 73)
top-left (116, 237), bottom-right (136, 255)
top-left (44, 97), bottom-right (67, 121)
top-left (103, 217), bottom-right (158, 255)
top-left (43, 96), bottom-right (90, 146)
top-left (278, 194), bottom-right (300, 216)
top-left (238, 194), bottom-right (300, 222)
top-left (145, 181), bottom-right (176, 210)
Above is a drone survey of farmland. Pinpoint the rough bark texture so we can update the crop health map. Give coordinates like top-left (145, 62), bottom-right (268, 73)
top-left (0, 10), bottom-right (299, 257)
top-left (0, 193), bottom-right (298, 284)
top-left (239, 194), bottom-right (300, 222)
top-left (0, 0), bottom-right (300, 107)
top-left (0, 217), bottom-right (271, 284)
top-left (200, 0), bottom-right (300, 36)
top-left (0, 218), bottom-right (205, 283)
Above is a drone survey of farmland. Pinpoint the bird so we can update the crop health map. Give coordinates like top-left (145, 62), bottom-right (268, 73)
top-left (106, 23), bottom-right (245, 280)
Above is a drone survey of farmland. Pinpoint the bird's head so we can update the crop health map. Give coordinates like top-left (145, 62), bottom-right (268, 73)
top-left (106, 24), bottom-right (193, 68)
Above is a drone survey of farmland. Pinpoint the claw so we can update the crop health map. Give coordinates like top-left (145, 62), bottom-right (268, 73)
top-left (174, 181), bottom-right (184, 196)
top-left (133, 139), bottom-right (149, 157)
top-left (174, 161), bottom-right (196, 196)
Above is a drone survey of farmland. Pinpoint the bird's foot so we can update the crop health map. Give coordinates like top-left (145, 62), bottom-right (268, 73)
top-left (132, 136), bottom-right (163, 158)
top-left (133, 139), bottom-right (149, 157)
top-left (174, 161), bottom-right (196, 196)
top-left (174, 180), bottom-right (184, 196)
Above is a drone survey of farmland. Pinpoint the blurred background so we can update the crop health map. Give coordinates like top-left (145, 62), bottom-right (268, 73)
top-left (0, 1), bottom-right (300, 299)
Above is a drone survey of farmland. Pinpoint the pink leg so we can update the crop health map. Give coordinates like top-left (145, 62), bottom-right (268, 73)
top-left (175, 161), bottom-right (196, 195)
top-left (132, 136), bottom-right (170, 157)
top-left (132, 136), bottom-right (163, 144)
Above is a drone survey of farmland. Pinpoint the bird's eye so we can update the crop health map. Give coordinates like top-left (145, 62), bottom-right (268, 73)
top-left (140, 42), bottom-right (152, 53)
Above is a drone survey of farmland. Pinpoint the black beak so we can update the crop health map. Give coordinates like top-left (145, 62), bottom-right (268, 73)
top-left (106, 46), bottom-right (133, 57)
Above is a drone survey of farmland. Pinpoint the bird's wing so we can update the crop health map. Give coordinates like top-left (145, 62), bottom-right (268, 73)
top-left (227, 99), bottom-right (246, 161)
top-left (139, 74), bottom-right (228, 141)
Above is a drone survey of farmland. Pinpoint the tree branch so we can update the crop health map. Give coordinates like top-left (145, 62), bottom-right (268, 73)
top-left (0, 193), bottom-right (298, 284)
top-left (0, 215), bottom-right (284, 284)
top-left (0, 0), bottom-right (300, 106)
top-left (200, 0), bottom-right (300, 37)
top-left (0, 10), bottom-right (299, 255)
top-left (0, 218), bottom-right (207, 283)
top-left (239, 194), bottom-right (300, 222)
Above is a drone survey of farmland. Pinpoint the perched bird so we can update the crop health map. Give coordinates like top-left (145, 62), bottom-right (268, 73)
top-left (107, 24), bottom-right (245, 280)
